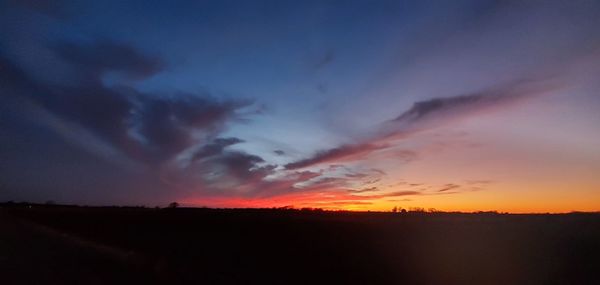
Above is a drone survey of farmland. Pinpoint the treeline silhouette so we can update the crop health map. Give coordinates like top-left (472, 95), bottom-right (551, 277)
top-left (0, 200), bottom-right (558, 215)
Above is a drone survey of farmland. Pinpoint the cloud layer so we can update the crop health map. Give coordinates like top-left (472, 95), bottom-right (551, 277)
top-left (0, 37), bottom-right (565, 207)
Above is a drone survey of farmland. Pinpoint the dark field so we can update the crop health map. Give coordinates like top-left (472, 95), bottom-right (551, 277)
top-left (1, 205), bottom-right (599, 285)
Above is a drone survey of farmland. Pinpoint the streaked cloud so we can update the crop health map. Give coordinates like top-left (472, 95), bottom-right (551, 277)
top-left (285, 79), bottom-right (561, 170)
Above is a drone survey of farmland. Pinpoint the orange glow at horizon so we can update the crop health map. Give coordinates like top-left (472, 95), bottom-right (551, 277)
top-left (181, 184), bottom-right (600, 214)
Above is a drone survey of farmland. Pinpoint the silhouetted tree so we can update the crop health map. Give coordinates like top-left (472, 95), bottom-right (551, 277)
top-left (410, 207), bottom-right (425, 213)
top-left (168, 202), bottom-right (179, 209)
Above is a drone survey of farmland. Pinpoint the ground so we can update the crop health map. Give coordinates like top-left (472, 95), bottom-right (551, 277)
top-left (1, 205), bottom-right (599, 284)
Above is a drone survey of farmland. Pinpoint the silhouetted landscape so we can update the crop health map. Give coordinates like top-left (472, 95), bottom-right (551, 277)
top-left (1, 202), bottom-right (599, 284)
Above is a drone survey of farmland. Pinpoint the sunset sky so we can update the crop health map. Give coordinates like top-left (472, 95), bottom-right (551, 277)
top-left (1, 0), bottom-right (599, 212)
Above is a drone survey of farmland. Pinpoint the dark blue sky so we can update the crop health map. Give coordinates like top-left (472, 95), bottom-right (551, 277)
top-left (1, 0), bottom-right (599, 211)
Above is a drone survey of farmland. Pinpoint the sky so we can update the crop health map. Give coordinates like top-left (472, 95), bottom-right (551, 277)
top-left (1, 0), bottom-right (599, 212)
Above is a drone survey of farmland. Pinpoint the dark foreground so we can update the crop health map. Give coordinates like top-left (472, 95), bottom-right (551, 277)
top-left (1, 205), bottom-right (599, 285)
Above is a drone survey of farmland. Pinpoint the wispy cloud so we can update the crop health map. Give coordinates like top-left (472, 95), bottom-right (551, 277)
top-left (0, 39), bottom-right (266, 202)
top-left (285, 79), bottom-right (561, 170)
top-left (313, 50), bottom-right (335, 70)
top-left (285, 143), bottom-right (387, 169)
top-left (437, 184), bottom-right (460, 193)
top-left (348, 187), bottom-right (379, 193)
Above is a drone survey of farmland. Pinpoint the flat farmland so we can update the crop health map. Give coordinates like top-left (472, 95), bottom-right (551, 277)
top-left (2, 206), bottom-right (599, 284)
